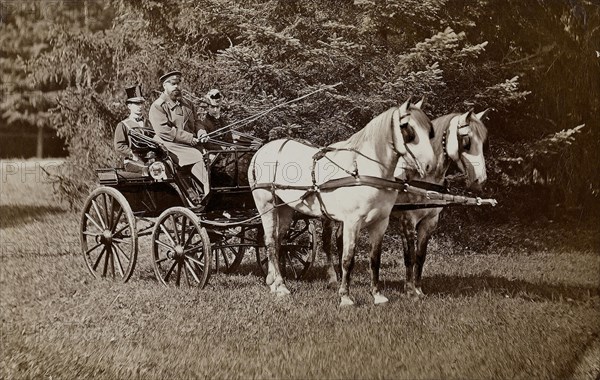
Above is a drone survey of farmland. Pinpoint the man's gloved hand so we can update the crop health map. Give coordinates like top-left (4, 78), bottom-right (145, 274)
top-left (197, 131), bottom-right (209, 143)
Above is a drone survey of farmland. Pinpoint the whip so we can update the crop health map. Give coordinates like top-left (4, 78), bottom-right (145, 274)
top-left (207, 82), bottom-right (343, 140)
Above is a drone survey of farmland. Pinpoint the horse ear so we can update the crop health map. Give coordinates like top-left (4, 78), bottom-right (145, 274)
top-left (414, 96), bottom-right (425, 109)
top-left (458, 111), bottom-right (472, 126)
top-left (475, 108), bottom-right (490, 121)
top-left (399, 97), bottom-right (412, 114)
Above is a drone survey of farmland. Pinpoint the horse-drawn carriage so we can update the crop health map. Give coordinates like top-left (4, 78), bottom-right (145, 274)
top-left (79, 126), bottom-right (317, 289)
top-left (80, 92), bottom-right (498, 305)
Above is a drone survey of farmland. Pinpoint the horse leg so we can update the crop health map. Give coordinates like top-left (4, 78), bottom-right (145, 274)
top-left (367, 217), bottom-right (390, 305)
top-left (414, 214), bottom-right (439, 297)
top-left (321, 219), bottom-right (339, 288)
top-left (335, 222), bottom-right (343, 268)
top-left (401, 219), bottom-right (419, 299)
top-left (269, 205), bottom-right (294, 296)
top-left (339, 220), bottom-right (360, 307)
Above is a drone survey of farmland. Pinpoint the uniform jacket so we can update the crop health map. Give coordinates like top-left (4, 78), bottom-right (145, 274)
top-left (114, 116), bottom-right (152, 159)
top-left (149, 93), bottom-right (207, 166)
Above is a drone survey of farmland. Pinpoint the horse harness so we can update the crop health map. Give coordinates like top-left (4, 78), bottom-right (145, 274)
top-left (250, 136), bottom-right (457, 220)
top-left (441, 117), bottom-right (472, 160)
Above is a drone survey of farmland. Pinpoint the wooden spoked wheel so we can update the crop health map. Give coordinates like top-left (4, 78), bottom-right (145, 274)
top-left (151, 207), bottom-right (212, 288)
top-left (80, 186), bottom-right (137, 282)
top-left (256, 218), bottom-right (317, 280)
top-left (211, 226), bottom-right (249, 274)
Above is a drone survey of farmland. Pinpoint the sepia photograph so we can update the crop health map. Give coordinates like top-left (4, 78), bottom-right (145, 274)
top-left (1, 0), bottom-right (598, 378)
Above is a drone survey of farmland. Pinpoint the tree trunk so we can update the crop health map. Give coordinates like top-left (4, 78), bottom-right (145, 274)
top-left (37, 126), bottom-right (43, 158)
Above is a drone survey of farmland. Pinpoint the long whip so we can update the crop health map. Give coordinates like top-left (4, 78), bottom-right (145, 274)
top-left (207, 82), bottom-right (343, 139)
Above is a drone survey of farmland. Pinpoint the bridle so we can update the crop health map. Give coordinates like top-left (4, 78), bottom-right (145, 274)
top-left (394, 108), bottom-right (426, 177)
top-left (441, 117), bottom-right (471, 160)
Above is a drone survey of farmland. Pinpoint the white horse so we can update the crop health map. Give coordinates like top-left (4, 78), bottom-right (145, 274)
top-left (394, 110), bottom-right (490, 298)
top-left (249, 99), bottom-right (436, 306)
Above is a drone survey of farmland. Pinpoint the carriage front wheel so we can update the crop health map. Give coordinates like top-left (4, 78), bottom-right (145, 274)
top-left (151, 207), bottom-right (212, 288)
top-left (256, 218), bottom-right (317, 280)
top-left (80, 186), bottom-right (138, 282)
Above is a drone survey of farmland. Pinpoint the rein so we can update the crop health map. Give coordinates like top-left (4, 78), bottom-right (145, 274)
top-left (207, 82), bottom-right (343, 140)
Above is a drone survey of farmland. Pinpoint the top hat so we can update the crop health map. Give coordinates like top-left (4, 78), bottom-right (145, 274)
top-left (125, 85), bottom-right (145, 103)
top-left (205, 89), bottom-right (222, 106)
top-left (159, 70), bottom-right (182, 84)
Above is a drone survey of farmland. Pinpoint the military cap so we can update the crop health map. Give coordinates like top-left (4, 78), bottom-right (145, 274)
top-left (159, 70), bottom-right (182, 84)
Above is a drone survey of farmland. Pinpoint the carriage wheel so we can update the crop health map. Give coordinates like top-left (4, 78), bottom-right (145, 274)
top-left (212, 226), bottom-right (247, 274)
top-left (80, 186), bottom-right (137, 282)
top-left (151, 207), bottom-right (212, 288)
top-left (256, 218), bottom-right (317, 280)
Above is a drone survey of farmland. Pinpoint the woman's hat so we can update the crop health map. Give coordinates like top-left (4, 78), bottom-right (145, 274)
top-left (205, 89), bottom-right (222, 106)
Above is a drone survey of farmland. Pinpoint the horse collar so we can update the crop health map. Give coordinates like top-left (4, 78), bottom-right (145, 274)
top-left (442, 128), bottom-right (448, 159)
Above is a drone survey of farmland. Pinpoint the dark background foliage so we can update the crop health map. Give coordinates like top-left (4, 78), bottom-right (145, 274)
top-left (1, 0), bottom-right (598, 218)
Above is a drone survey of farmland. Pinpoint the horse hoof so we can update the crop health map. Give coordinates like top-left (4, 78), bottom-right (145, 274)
top-left (405, 291), bottom-right (420, 301)
top-left (269, 282), bottom-right (279, 293)
top-left (415, 288), bottom-right (425, 297)
top-left (373, 293), bottom-right (389, 305)
top-left (277, 284), bottom-right (291, 296)
top-left (326, 280), bottom-right (338, 289)
top-left (339, 296), bottom-right (355, 307)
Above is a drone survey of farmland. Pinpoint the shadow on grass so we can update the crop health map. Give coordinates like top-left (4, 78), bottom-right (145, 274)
top-left (0, 204), bottom-right (67, 228)
top-left (383, 274), bottom-right (599, 302)
top-left (133, 261), bottom-right (265, 289)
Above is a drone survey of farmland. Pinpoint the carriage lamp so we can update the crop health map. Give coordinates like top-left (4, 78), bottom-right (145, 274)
top-left (149, 162), bottom-right (167, 181)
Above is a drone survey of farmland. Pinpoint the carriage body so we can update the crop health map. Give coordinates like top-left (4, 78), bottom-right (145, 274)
top-left (79, 128), bottom-right (317, 289)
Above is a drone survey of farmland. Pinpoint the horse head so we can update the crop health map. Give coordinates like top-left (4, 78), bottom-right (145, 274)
top-left (393, 98), bottom-right (436, 179)
top-left (445, 109), bottom-right (489, 189)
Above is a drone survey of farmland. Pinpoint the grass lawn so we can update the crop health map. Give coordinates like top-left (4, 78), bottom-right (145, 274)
top-left (1, 159), bottom-right (599, 379)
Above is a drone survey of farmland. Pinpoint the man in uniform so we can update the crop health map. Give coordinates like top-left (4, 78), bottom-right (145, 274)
top-left (114, 84), bottom-right (153, 172)
top-left (149, 70), bottom-right (209, 203)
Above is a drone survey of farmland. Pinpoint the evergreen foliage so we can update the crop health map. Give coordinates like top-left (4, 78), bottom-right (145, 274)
top-left (1, 0), bottom-right (597, 213)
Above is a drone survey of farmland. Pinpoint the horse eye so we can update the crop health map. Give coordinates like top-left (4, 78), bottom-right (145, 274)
top-left (462, 136), bottom-right (471, 150)
top-left (401, 125), bottom-right (416, 143)
top-left (399, 122), bottom-right (409, 129)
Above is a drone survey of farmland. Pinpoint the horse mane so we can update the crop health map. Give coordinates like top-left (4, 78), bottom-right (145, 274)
top-left (329, 107), bottom-right (394, 149)
top-left (331, 106), bottom-right (431, 150)
top-left (432, 112), bottom-right (488, 151)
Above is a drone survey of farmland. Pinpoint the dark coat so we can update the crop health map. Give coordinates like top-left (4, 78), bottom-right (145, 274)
top-left (199, 114), bottom-right (233, 150)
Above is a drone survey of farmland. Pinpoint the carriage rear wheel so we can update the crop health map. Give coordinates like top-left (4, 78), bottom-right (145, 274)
top-left (211, 226), bottom-right (249, 274)
top-left (151, 207), bottom-right (212, 288)
top-left (80, 186), bottom-right (137, 282)
top-left (256, 218), bottom-right (317, 280)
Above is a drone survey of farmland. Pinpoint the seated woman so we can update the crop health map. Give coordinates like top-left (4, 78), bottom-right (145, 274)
top-left (114, 84), bottom-right (155, 172)
top-left (198, 89), bottom-right (234, 150)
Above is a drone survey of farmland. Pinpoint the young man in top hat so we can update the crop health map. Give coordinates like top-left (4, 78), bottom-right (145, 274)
top-left (114, 84), bottom-right (153, 171)
top-left (148, 70), bottom-right (210, 204)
